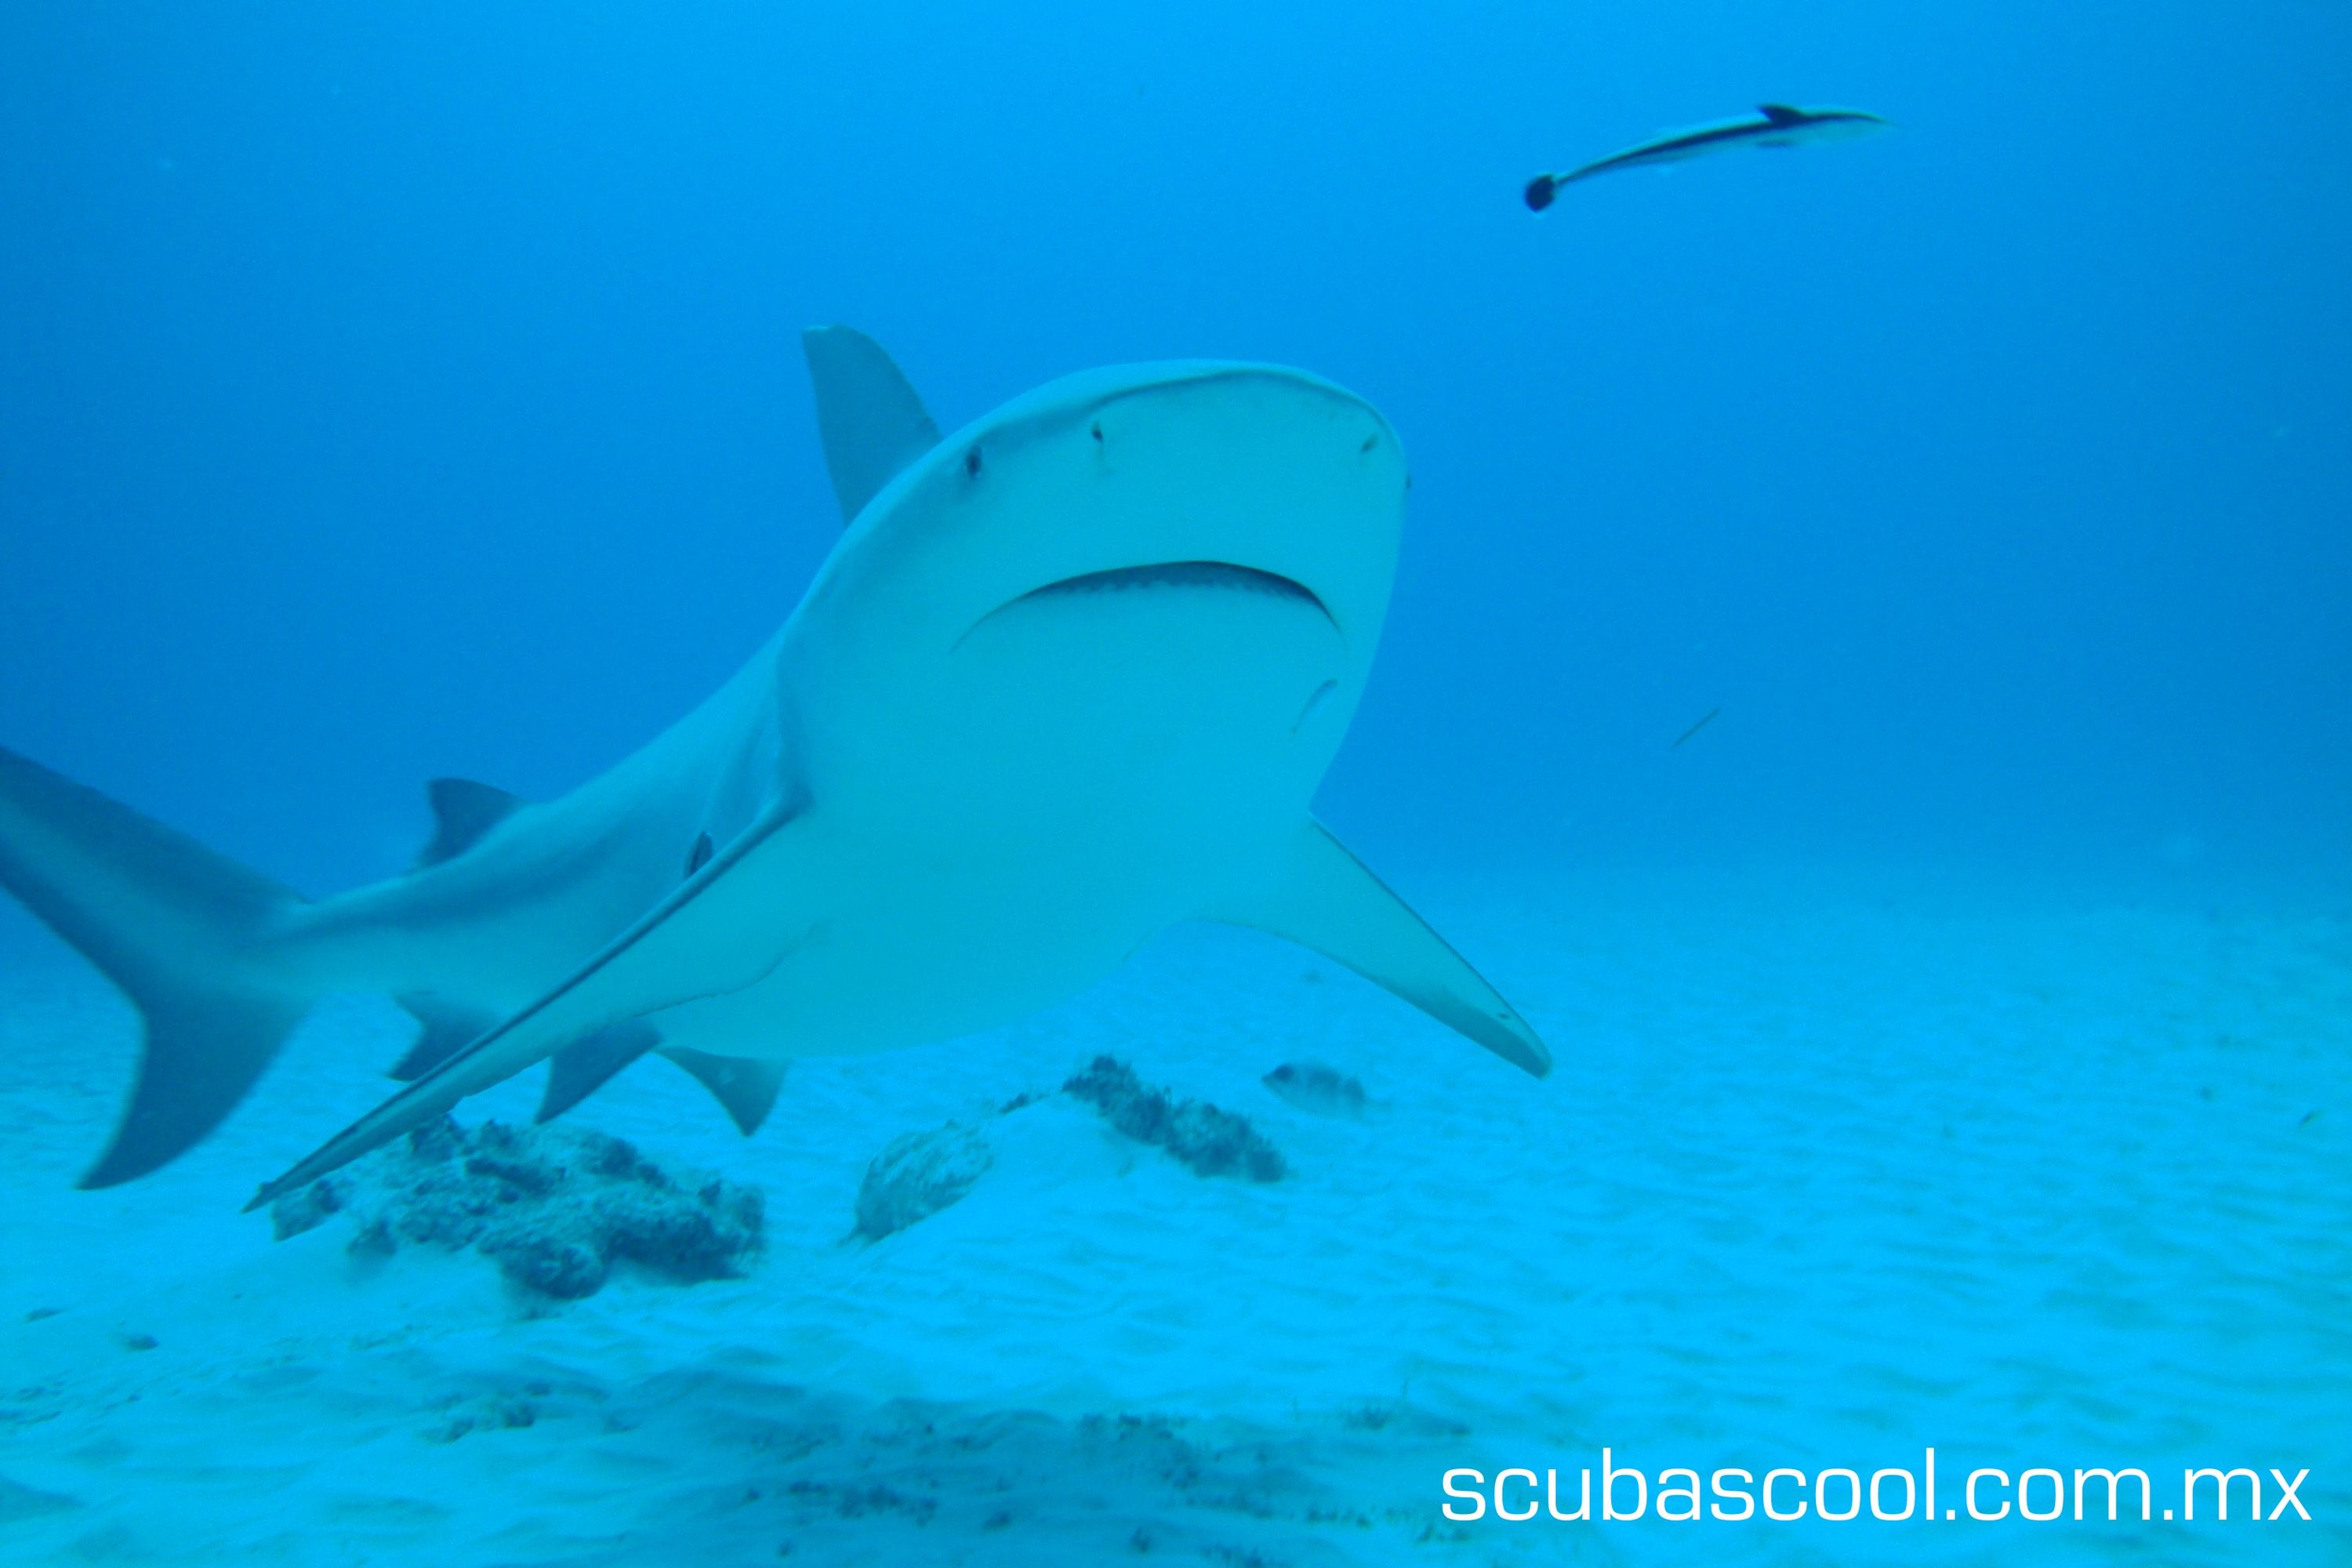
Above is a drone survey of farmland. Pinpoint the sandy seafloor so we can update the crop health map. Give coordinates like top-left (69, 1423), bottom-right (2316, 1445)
top-left (1, 865), bottom-right (2345, 1566)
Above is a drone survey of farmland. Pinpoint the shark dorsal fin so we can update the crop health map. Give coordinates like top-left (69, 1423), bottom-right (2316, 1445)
top-left (417, 777), bottom-right (529, 868)
top-left (801, 325), bottom-right (941, 524)
top-left (1758, 103), bottom-right (1806, 125)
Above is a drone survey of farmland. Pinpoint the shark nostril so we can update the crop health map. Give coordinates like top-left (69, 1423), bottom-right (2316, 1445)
top-left (1359, 434), bottom-right (1377, 454)
top-left (964, 447), bottom-right (983, 477)
top-left (1090, 422), bottom-right (1104, 444)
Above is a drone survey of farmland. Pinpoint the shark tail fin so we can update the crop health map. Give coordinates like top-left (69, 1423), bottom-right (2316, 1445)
top-left (0, 746), bottom-right (316, 1187)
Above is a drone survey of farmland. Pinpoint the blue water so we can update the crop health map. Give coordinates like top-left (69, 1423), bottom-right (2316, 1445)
top-left (1, 3), bottom-right (2346, 1564)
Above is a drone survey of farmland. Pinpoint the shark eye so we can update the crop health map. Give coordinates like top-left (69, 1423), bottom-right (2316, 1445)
top-left (964, 447), bottom-right (983, 477)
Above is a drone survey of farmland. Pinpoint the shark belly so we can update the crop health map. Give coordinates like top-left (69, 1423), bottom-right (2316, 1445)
top-left (652, 566), bottom-right (1352, 1061)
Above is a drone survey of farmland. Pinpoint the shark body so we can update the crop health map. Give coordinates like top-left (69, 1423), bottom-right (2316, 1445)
top-left (1524, 103), bottom-right (1887, 209)
top-left (0, 329), bottom-right (1548, 1204)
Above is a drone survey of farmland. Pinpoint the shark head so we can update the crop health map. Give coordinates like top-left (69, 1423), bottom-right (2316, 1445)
top-left (786, 361), bottom-right (1410, 843)
top-left (824, 362), bottom-right (1405, 654)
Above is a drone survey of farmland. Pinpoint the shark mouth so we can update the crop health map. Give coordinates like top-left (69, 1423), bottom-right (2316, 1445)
top-left (1007, 561), bottom-right (1330, 622)
top-left (954, 560), bottom-right (1336, 652)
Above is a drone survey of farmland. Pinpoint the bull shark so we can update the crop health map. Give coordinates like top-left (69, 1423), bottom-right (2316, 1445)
top-left (1524, 103), bottom-right (1887, 209)
top-left (0, 328), bottom-right (1550, 1208)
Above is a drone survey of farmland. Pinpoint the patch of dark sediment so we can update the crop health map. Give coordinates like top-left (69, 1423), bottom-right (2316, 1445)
top-left (490, 1362), bottom-right (1531, 1567)
top-left (1062, 1054), bottom-right (1286, 1182)
top-left (269, 1116), bottom-right (762, 1300)
top-left (852, 1056), bottom-right (1286, 1243)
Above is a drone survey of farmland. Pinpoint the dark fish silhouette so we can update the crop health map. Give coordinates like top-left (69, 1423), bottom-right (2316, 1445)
top-left (1672, 707), bottom-right (1722, 749)
top-left (1526, 103), bottom-right (1887, 209)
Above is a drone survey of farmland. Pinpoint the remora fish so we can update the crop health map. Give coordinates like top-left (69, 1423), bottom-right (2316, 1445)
top-left (0, 328), bottom-right (1551, 1203)
top-left (1524, 103), bottom-right (1887, 209)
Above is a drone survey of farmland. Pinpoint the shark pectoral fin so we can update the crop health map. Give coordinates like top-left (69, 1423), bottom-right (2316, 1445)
top-left (1207, 819), bottom-right (1551, 1078)
top-left (662, 1047), bottom-right (788, 1135)
top-left (802, 325), bottom-right (940, 524)
top-left (536, 1020), bottom-right (663, 1123)
top-left (245, 800), bottom-right (815, 1210)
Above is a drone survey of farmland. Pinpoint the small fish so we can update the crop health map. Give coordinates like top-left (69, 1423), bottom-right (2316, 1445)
top-left (1671, 706), bottom-right (1722, 749)
top-left (1262, 1061), bottom-right (1370, 1120)
top-left (1525, 103), bottom-right (1888, 209)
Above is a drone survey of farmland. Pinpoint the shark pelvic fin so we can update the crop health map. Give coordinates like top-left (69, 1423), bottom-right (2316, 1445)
top-left (1207, 818), bottom-right (1551, 1078)
top-left (533, 1030), bottom-right (785, 1133)
top-left (802, 325), bottom-right (940, 524)
top-left (390, 993), bottom-right (497, 1080)
top-left (416, 778), bottom-right (529, 868)
top-left (536, 1020), bottom-right (662, 1123)
top-left (662, 1047), bottom-right (787, 1135)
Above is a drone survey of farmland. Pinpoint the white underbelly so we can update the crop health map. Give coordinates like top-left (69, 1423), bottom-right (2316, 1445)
top-left (660, 564), bottom-right (1356, 1061)
top-left (642, 831), bottom-right (1218, 1060)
